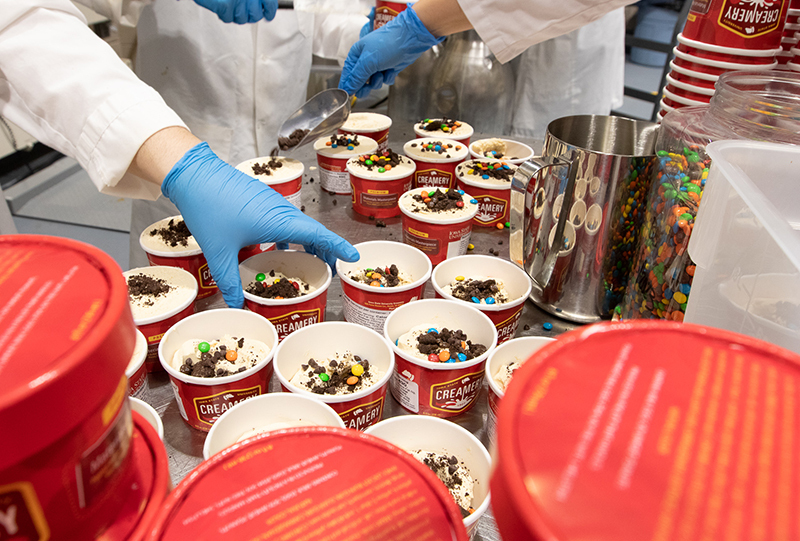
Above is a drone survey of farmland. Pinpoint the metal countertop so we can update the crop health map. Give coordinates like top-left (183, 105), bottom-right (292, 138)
top-left (144, 122), bottom-right (580, 540)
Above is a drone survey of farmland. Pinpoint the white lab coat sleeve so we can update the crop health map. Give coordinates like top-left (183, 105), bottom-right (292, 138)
top-left (75, 0), bottom-right (149, 28)
top-left (457, 0), bottom-right (635, 63)
top-left (0, 1), bottom-right (186, 200)
top-left (311, 11), bottom-right (369, 64)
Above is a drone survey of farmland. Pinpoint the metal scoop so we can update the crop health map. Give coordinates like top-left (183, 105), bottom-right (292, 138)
top-left (277, 88), bottom-right (352, 153)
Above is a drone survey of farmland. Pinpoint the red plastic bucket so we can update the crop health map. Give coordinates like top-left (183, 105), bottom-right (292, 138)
top-left (491, 320), bottom-right (800, 540)
top-left (0, 235), bottom-right (137, 540)
top-left (146, 427), bottom-right (468, 540)
top-left (682, 0), bottom-right (789, 50)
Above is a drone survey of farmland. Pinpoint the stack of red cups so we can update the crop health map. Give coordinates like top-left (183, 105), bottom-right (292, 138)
top-left (787, 0), bottom-right (800, 70)
top-left (659, 0), bottom-right (790, 119)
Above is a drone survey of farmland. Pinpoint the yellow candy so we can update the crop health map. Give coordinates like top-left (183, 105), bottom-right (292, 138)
top-left (274, 279), bottom-right (281, 284)
top-left (673, 292), bottom-right (687, 304)
top-left (467, 244), bottom-right (475, 250)
top-left (351, 364), bottom-right (365, 376)
top-left (455, 276), bottom-right (465, 281)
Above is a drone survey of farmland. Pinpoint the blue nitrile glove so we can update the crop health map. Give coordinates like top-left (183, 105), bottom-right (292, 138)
top-left (193, 0), bottom-right (278, 24)
top-left (162, 143), bottom-right (360, 308)
top-left (360, 7), bottom-right (375, 38)
top-left (339, 7), bottom-right (444, 99)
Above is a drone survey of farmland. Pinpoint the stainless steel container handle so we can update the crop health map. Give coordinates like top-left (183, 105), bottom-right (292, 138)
top-left (509, 156), bottom-right (570, 287)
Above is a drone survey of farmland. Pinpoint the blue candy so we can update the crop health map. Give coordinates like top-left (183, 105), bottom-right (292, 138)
top-left (446, 359), bottom-right (456, 364)
top-left (482, 174), bottom-right (489, 180)
top-left (435, 145), bottom-right (442, 151)
top-left (457, 353), bottom-right (467, 362)
top-left (331, 144), bottom-right (338, 148)
top-left (543, 322), bottom-right (553, 331)
top-left (486, 297), bottom-right (495, 305)
top-left (427, 327), bottom-right (438, 334)
top-left (347, 145), bottom-right (354, 150)
top-left (471, 296), bottom-right (480, 303)
top-left (457, 189), bottom-right (465, 194)
top-left (470, 199), bottom-right (478, 204)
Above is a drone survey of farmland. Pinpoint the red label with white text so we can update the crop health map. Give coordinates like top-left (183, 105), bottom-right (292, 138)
top-left (194, 387), bottom-right (262, 426)
top-left (245, 292), bottom-right (328, 342)
top-left (145, 252), bottom-right (218, 299)
top-left (414, 168), bottom-right (455, 190)
top-left (683, 0), bottom-right (787, 48)
top-left (456, 181), bottom-right (510, 227)
top-left (0, 484), bottom-right (49, 541)
top-left (374, 1), bottom-right (407, 28)
top-left (337, 397), bottom-right (385, 431)
top-left (401, 213), bottom-right (473, 265)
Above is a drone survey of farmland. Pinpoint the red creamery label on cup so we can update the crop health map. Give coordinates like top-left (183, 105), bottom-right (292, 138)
top-left (497, 321), bottom-right (800, 540)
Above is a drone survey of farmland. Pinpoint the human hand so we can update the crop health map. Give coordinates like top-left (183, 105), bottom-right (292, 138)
top-left (360, 7), bottom-right (375, 38)
top-left (339, 7), bottom-right (444, 99)
top-left (162, 143), bottom-right (359, 308)
top-left (192, 0), bottom-right (278, 24)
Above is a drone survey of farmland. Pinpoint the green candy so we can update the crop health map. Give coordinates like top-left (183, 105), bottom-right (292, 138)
top-left (429, 190), bottom-right (436, 197)
top-left (685, 184), bottom-right (701, 194)
top-left (365, 159), bottom-right (373, 165)
top-left (319, 373), bottom-right (330, 382)
top-left (680, 213), bottom-right (693, 221)
top-left (378, 167), bottom-right (386, 173)
top-left (682, 176), bottom-right (690, 182)
top-left (664, 189), bottom-right (677, 200)
top-left (686, 151), bottom-right (700, 163)
top-left (657, 150), bottom-right (669, 157)
top-left (255, 273), bottom-right (266, 282)
top-left (198, 342), bottom-right (210, 353)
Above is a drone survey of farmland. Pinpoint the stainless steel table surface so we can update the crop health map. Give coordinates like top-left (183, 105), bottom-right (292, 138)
top-left (143, 123), bottom-right (580, 540)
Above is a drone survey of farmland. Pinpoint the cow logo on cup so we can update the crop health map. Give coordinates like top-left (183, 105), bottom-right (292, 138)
top-left (429, 370), bottom-right (484, 413)
top-left (474, 194), bottom-right (508, 226)
top-left (194, 387), bottom-right (261, 426)
top-left (416, 169), bottom-right (453, 189)
top-left (199, 263), bottom-right (216, 290)
top-left (337, 397), bottom-right (385, 431)
top-left (718, 0), bottom-right (784, 37)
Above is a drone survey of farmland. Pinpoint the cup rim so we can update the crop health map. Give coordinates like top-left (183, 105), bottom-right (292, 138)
top-left (676, 32), bottom-right (781, 56)
top-left (384, 299), bottom-right (499, 371)
top-left (234, 156), bottom-right (305, 184)
top-left (336, 240), bottom-right (433, 294)
top-left (314, 135), bottom-right (378, 159)
top-left (127, 329), bottom-right (148, 377)
top-left (790, 8), bottom-right (800, 15)
top-left (345, 155), bottom-right (416, 182)
top-left (362, 414), bottom-right (492, 529)
top-left (669, 60), bottom-right (720, 81)
top-left (468, 138), bottom-right (534, 164)
top-left (202, 393), bottom-right (346, 459)
top-left (672, 46), bottom-right (779, 70)
top-left (241, 251), bottom-right (333, 306)
top-left (788, 61), bottom-right (800, 72)
top-left (430, 255), bottom-right (533, 313)
top-left (786, 22), bottom-right (800, 30)
top-left (398, 187), bottom-right (479, 226)
top-left (455, 159), bottom-right (517, 191)
top-left (272, 321), bottom-right (395, 403)
top-left (123, 266), bottom-right (199, 326)
top-left (662, 87), bottom-right (710, 106)
top-left (340, 112), bottom-right (393, 133)
top-left (139, 215), bottom-right (203, 257)
top-left (666, 74), bottom-right (716, 96)
top-left (485, 336), bottom-right (557, 399)
top-left (129, 397), bottom-right (165, 440)
top-left (412, 121), bottom-right (474, 140)
top-left (403, 138), bottom-right (470, 163)
top-left (659, 99), bottom-right (676, 113)
top-left (157, 308), bottom-right (278, 386)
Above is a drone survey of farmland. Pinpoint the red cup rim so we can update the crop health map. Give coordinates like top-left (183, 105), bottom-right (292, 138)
top-left (659, 99), bottom-right (676, 113)
top-left (677, 32), bottom-right (781, 56)
top-left (346, 154), bottom-right (416, 181)
top-left (669, 60), bottom-right (720, 81)
top-left (673, 46), bottom-right (779, 70)
top-left (665, 74), bottom-right (716, 96)
top-left (787, 61), bottom-right (800, 71)
top-left (662, 87), bottom-right (710, 106)
top-left (272, 321), bottom-right (396, 404)
top-left (335, 240), bottom-right (433, 294)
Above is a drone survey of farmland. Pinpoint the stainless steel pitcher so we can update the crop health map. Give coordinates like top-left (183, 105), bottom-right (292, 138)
top-left (510, 115), bottom-right (659, 323)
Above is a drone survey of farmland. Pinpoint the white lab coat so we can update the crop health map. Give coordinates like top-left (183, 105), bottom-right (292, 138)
top-left (509, 9), bottom-right (626, 140)
top-left (0, 0), bottom-right (185, 202)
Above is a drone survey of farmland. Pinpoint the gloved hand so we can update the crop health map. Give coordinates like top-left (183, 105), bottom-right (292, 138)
top-left (193, 0), bottom-right (278, 24)
top-left (339, 7), bottom-right (444, 99)
top-left (162, 143), bottom-right (360, 308)
top-left (360, 7), bottom-right (375, 38)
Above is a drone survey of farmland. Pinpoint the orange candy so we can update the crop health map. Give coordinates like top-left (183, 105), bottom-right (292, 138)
top-left (370, 280), bottom-right (381, 287)
top-left (346, 376), bottom-right (359, 385)
top-left (384, 164), bottom-right (392, 170)
top-left (496, 223), bottom-right (505, 230)
top-left (325, 141), bottom-right (332, 146)
top-left (225, 350), bottom-right (238, 361)
top-left (438, 351), bottom-right (450, 362)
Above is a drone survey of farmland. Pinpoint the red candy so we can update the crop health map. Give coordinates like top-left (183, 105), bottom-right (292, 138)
top-left (427, 353), bottom-right (439, 363)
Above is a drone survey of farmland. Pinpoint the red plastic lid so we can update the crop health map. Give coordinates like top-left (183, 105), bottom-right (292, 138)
top-left (0, 235), bottom-right (134, 466)
top-left (496, 320), bottom-right (800, 540)
top-left (148, 427), bottom-right (468, 541)
top-left (98, 411), bottom-right (170, 541)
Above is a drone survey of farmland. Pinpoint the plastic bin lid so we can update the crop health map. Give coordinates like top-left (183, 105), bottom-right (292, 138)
top-left (0, 235), bottom-right (134, 466)
top-left (148, 427), bottom-right (468, 540)
top-left (495, 320), bottom-right (800, 540)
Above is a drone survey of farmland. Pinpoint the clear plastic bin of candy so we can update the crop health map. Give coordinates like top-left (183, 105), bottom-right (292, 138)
top-left (620, 71), bottom-right (800, 321)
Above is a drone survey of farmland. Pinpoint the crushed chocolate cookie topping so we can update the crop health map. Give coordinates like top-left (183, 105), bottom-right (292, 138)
top-left (326, 133), bottom-right (361, 148)
top-left (251, 157), bottom-right (284, 176)
top-left (419, 117), bottom-right (461, 133)
top-left (246, 277), bottom-right (304, 299)
top-left (149, 218), bottom-right (192, 247)
top-left (416, 328), bottom-right (487, 360)
top-left (355, 148), bottom-right (403, 172)
top-left (465, 161), bottom-right (514, 182)
top-left (412, 188), bottom-right (466, 212)
top-left (449, 278), bottom-right (507, 303)
top-left (416, 140), bottom-right (461, 155)
top-left (278, 128), bottom-right (309, 151)
top-left (418, 452), bottom-right (473, 517)
top-left (301, 356), bottom-right (373, 395)
top-left (179, 338), bottom-right (249, 378)
top-left (127, 274), bottom-right (172, 305)
top-left (349, 264), bottom-right (402, 287)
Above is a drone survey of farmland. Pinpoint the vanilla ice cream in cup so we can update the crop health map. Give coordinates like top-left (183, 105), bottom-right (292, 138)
top-left (273, 321), bottom-right (395, 430)
top-left (455, 159), bottom-right (518, 228)
top-left (203, 393), bottom-right (345, 459)
top-left (158, 308), bottom-right (278, 431)
top-left (399, 186), bottom-right (479, 266)
top-left (432, 255), bottom-right (532, 344)
top-left (385, 299), bottom-right (498, 417)
top-left (404, 137), bottom-right (470, 190)
top-left (129, 396), bottom-right (165, 440)
top-left (484, 337), bottom-right (555, 445)
top-left (346, 148), bottom-right (416, 219)
top-left (469, 138), bottom-right (534, 165)
top-left (336, 241), bottom-right (432, 334)
top-left (127, 329), bottom-right (149, 399)
top-left (339, 112), bottom-right (393, 152)
top-left (413, 118), bottom-right (474, 145)
top-left (140, 215), bottom-right (219, 300)
top-left (314, 132), bottom-right (378, 194)
top-left (236, 155), bottom-right (304, 209)
top-left (364, 415), bottom-right (492, 539)
top-left (240, 250), bottom-right (332, 342)
top-left (124, 265), bottom-right (198, 373)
